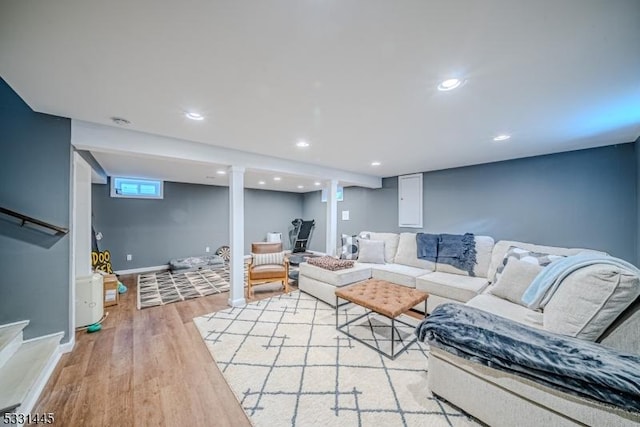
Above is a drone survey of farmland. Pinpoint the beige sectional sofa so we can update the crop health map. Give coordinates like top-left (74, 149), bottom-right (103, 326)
top-left (299, 231), bottom-right (495, 311)
top-left (298, 231), bottom-right (640, 426)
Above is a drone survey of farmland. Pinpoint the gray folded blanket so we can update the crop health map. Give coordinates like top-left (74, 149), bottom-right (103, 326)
top-left (416, 303), bottom-right (640, 413)
top-left (437, 233), bottom-right (477, 275)
top-left (416, 233), bottom-right (438, 262)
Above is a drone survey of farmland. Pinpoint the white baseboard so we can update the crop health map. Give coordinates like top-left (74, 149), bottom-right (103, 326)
top-left (114, 264), bottom-right (169, 275)
top-left (59, 336), bottom-right (75, 354)
top-left (228, 297), bottom-right (246, 307)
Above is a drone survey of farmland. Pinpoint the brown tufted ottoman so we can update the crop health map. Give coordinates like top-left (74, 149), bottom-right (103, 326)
top-left (335, 279), bottom-right (428, 359)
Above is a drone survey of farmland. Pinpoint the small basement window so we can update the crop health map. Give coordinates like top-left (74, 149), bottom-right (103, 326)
top-left (110, 177), bottom-right (164, 199)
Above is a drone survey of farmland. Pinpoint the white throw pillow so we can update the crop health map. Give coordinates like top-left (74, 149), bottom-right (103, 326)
top-left (357, 239), bottom-right (385, 264)
top-left (543, 264), bottom-right (640, 340)
top-left (369, 232), bottom-right (399, 263)
top-left (489, 258), bottom-right (544, 307)
top-left (493, 246), bottom-right (563, 283)
top-left (252, 251), bottom-right (284, 266)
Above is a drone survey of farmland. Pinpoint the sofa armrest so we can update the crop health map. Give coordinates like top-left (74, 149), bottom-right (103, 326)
top-left (417, 303), bottom-right (640, 413)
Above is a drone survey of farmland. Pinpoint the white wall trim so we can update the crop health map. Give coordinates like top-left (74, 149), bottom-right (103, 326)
top-left (114, 264), bottom-right (170, 275)
top-left (68, 151), bottom-right (77, 348)
top-left (59, 336), bottom-right (75, 354)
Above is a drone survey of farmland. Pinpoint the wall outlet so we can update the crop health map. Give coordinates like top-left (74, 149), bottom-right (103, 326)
top-left (342, 210), bottom-right (350, 220)
top-left (205, 246), bottom-right (210, 253)
top-left (126, 254), bottom-right (132, 261)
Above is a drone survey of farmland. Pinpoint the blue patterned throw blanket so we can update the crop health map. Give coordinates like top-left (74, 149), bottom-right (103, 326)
top-left (416, 304), bottom-right (640, 413)
top-left (416, 233), bottom-right (477, 275)
top-left (438, 233), bottom-right (477, 276)
top-left (416, 233), bottom-right (438, 262)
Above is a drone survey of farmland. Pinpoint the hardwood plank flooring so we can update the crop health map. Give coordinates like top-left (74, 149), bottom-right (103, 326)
top-left (31, 273), bottom-right (296, 427)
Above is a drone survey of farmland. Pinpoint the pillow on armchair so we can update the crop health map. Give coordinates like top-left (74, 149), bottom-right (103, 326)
top-left (252, 251), bottom-right (285, 266)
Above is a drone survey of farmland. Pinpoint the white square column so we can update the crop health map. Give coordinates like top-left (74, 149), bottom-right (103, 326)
top-left (228, 166), bottom-right (246, 307)
top-left (325, 179), bottom-right (338, 256)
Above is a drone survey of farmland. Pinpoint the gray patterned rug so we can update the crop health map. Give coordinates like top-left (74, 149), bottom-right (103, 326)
top-left (137, 267), bottom-right (231, 309)
top-left (193, 291), bottom-right (478, 427)
top-left (137, 262), bottom-right (300, 309)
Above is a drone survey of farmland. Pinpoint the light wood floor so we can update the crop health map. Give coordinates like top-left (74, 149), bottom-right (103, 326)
top-left (32, 273), bottom-right (296, 427)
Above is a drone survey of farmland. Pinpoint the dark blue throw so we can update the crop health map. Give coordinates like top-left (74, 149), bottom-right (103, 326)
top-left (436, 233), bottom-right (477, 276)
top-left (416, 304), bottom-right (640, 413)
top-left (416, 233), bottom-right (439, 262)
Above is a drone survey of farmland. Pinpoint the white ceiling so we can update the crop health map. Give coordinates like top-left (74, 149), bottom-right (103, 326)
top-left (1, 1), bottom-right (639, 185)
top-left (93, 151), bottom-right (327, 193)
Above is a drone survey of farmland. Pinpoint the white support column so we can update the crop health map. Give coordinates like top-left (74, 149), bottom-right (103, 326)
top-left (325, 179), bottom-right (339, 256)
top-left (228, 166), bottom-right (246, 307)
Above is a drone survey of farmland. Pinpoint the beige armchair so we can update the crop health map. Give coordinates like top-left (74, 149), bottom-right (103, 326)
top-left (247, 242), bottom-right (289, 297)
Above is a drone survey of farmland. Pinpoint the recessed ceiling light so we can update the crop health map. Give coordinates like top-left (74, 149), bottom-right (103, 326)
top-left (216, 170), bottom-right (226, 175)
top-left (274, 177), bottom-right (281, 181)
top-left (493, 134), bottom-right (511, 141)
top-left (297, 185), bottom-right (304, 189)
top-left (371, 161), bottom-right (381, 166)
top-left (185, 112), bottom-right (204, 121)
top-left (314, 182), bottom-right (321, 186)
top-left (111, 117), bottom-right (131, 126)
top-left (296, 140), bottom-right (310, 148)
top-left (258, 181), bottom-right (265, 185)
top-left (437, 78), bottom-right (463, 91)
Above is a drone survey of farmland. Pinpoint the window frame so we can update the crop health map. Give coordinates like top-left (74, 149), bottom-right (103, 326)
top-left (110, 177), bottom-right (164, 199)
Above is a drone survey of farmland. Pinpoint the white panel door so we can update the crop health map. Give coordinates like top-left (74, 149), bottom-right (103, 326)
top-left (398, 173), bottom-right (423, 228)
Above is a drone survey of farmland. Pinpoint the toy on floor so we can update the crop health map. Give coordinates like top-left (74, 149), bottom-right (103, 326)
top-left (87, 323), bottom-right (102, 333)
top-left (118, 281), bottom-right (127, 293)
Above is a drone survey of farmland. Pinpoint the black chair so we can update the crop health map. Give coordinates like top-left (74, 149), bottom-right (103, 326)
top-left (289, 218), bottom-right (315, 253)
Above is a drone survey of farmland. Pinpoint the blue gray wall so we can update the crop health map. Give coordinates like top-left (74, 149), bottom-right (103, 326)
top-left (305, 144), bottom-right (638, 264)
top-left (92, 182), bottom-right (302, 270)
top-left (0, 78), bottom-right (72, 341)
top-left (636, 137), bottom-right (640, 266)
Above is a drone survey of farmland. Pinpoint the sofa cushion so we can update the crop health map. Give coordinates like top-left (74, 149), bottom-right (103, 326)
top-left (393, 232), bottom-right (436, 271)
top-left (339, 234), bottom-right (359, 260)
top-left (357, 239), bottom-right (385, 264)
top-left (369, 232), bottom-right (400, 263)
top-left (543, 264), bottom-right (640, 341)
top-left (488, 258), bottom-right (544, 307)
top-left (250, 264), bottom-right (287, 279)
top-left (487, 240), bottom-right (606, 284)
top-left (436, 236), bottom-right (495, 278)
top-left (466, 294), bottom-right (543, 328)
top-left (493, 246), bottom-right (563, 283)
top-left (416, 272), bottom-right (488, 303)
top-left (367, 263), bottom-right (431, 288)
top-left (299, 262), bottom-right (371, 287)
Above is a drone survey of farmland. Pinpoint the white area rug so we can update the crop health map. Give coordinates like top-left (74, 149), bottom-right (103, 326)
top-left (193, 291), bottom-right (478, 426)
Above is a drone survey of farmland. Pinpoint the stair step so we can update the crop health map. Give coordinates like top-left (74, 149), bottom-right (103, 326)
top-left (0, 333), bottom-right (62, 414)
top-left (0, 321), bottom-right (29, 369)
